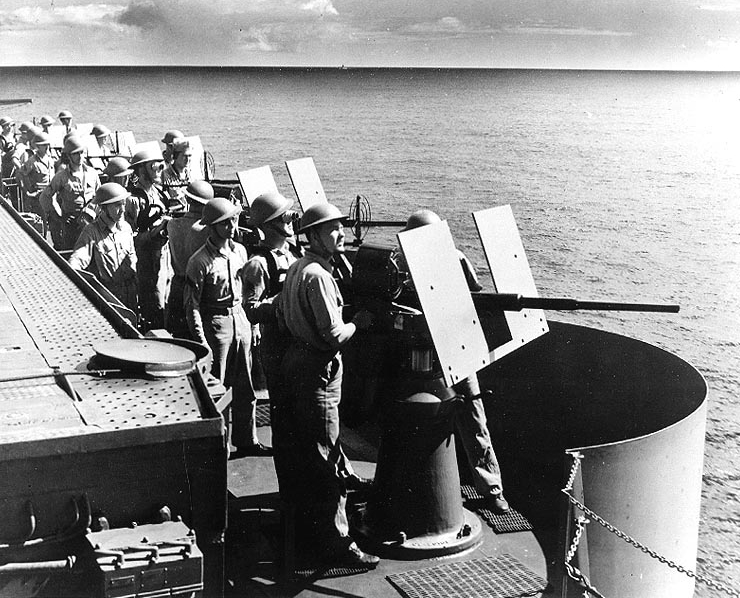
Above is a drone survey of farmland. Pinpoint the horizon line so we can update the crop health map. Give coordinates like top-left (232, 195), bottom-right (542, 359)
top-left (0, 65), bottom-right (738, 73)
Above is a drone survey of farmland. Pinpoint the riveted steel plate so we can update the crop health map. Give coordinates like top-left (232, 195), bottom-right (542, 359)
top-left (237, 166), bottom-right (279, 206)
top-left (74, 376), bottom-right (201, 430)
top-left (397, 220), bottom-right (489, 387)
top-left (285, 157), bottom-right (327, 211)
top-left (473, 205), bottom-right (548, 360)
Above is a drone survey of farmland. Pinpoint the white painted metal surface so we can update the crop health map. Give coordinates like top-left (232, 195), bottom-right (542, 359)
top-left (285, 157), bottom-right (328, 210)
top-left (473, 205), bottom-right (548, 360)
top-left (237, 165), bottom-right (279, 206)
top-left (398, 220), bottom-right (489, 387)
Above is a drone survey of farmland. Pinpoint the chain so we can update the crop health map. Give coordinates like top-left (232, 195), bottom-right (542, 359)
top-left (562, 453), bottom-right (740, 598)
top-left (564, 515), bottom-right (607, 598)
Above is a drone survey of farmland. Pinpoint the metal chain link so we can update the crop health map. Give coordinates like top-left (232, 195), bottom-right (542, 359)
top-left (564, 515), bottom-right (607, 598)
top-left (562, 453), bottom-right (740, 598)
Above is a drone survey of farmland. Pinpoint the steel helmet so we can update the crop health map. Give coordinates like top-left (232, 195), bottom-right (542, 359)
top-left (161, 129), bottom-right (184, 144)
top-left (96, 182), bottom-right (129, 205)
top-left (184, 180), bottom-right (214, 205)
top-left (172, 139), bottom-right (193, 155)
top-left (26, 125), bottom-right (41, 139)
top-left (62, 135), bottom-right (85, 154)
top-left (33, 132), bottom-right (51, 146)
top-left (0, 116), bottom-right (13, 127)
top-left (18, 121), bottom-right (33, 133)
top-left (39, 115), bottom-right (55, 126)
top-left (403, 209), bottom-right (442, 231)
top-left (91, 124), bottom-right (111, 138)
top-left (58, 110), bottom-right (73, 120)
top-left (248, 192), bottom-right (294, 227)
top-left (297, 202), bottom-right (346, 234)
top-left (130, 147), bottom-right (164, 167)
top-left (200, 197), bottom-right (241, 226)
top-left (103, 156), bottom-right (133, 178)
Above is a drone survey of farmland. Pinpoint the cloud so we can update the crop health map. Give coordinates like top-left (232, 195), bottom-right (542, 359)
top-left (1, 0), bottom-right (739, 68)
top-left (300, 0), bottom-right (338, 17)
top-left (0, 3), bottom-right (127, 32)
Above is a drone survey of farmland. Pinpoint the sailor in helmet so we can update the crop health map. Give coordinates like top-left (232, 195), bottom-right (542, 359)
top-left (184, 197), bottom-right (270, 458)
top-left (161, 138), bottom-right (195, 212)
top-left (275, 202), bottom-right (379, 569)
top-left (0, 116), bottom-right (15, 181)
top-left (58, 110), bottom-right (75, 134)
top-left (128, 147), bottom-right (170, 331)
top-left (68, 182), bottom-right (138, 314)
top-left (18, 131), bottom-right (55, 223)
top-left (39, 135), bottom-right (100, 251)
top-left (242, 192), bottom-right (302, 401)
top-left (160, 129), bottom-right (184, 166)
top-left (166, 180), bottom-right (211, 339)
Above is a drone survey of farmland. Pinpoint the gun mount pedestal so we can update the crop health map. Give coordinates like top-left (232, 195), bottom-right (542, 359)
top-left (353, 386), bottom-right (482, 559)
top-left (349, 304), bottom-right (483, 559)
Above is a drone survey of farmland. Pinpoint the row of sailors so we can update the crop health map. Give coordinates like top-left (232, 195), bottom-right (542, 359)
top-left (0, 115), bottom-right (193, 219)
top-left (61, 165), bottom-right (509, 573)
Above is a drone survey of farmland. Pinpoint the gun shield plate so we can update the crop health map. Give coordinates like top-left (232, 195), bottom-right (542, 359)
top-left (237, 166), bottom-right (279, 206)
top-left (398, 220), bottom-right (489, 387)
top-left (473, 205), bottom-right (548, 360)
top-left (285, 157), bottom-right (328, 211)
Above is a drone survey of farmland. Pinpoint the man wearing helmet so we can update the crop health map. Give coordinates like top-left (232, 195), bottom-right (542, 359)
top-left (68, 183), bottom-right (137, 313)
top-left (242, 192), bottom-right (302, 402)
top-left (161, 138), bottom-right (195, 212)
top-left (160, 129), bottom-right (184, 166)
top-left (40, 135), bottom-right (100, 251)
top-left (91, 124), bottom-right (113, 157)
top-left (58, 110), bottom-right (75, 134)
top-left (275, 202), bottom-right (379, 569)
top-left (0, 117), bottom-right (15, 181)
top-left (400, 209), bottom-right (509, 514)
top-left (166, 180), bottom-right (211, 339)
top-left (129, 147), bottom-right (171, 331)
top-left (185, 197), bottom-right (270, 457)
top-left (18, 132), bottom-right (55, 222)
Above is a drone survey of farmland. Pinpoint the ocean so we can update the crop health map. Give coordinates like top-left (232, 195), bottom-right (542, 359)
top-left (2, 66), bottom-right (739, 594)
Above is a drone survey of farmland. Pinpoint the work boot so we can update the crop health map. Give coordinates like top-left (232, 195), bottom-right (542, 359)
top-left (344, 474), bottom-right (373, 492)
top-left (487, 492), bottom-right (510, 515)
top-left (331, 542), bottom-right (380, 569)
top-left (230, 442), bottom-right (273, 459)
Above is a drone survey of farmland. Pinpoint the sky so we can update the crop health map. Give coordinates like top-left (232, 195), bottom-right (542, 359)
top-left (0, 0), bottom-right (739, 70)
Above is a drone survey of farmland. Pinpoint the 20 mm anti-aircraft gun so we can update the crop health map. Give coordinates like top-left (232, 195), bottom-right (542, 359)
top-left (338, 205), bottom-right (703, 598)
top-left (241, 156), bottom-right (706, 597)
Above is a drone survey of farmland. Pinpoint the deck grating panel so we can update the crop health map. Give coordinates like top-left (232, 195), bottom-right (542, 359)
top-left (461, 484), bottom-right (533, 533)
top-left (386, 553), bottom-right (547, 598)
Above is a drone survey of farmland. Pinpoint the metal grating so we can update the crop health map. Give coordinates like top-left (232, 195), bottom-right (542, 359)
top-left (386, 554), bottom-right (548, 598)
top-left (460, 485), bottom-right (533, 533)
top-left (0, 208), bottom-right (119, 371)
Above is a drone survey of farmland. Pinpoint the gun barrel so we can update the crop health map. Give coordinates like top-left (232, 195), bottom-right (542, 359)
top-left (475, 293), bottom-right (679, 313)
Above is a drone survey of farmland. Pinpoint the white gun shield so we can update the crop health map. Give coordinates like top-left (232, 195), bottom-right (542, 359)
top-left (285, 157), bottom-right (328, 210)
top-left (473, 205), bottom-right (548, 360)
top-left (237, 166), bottom-right (279, 206)
top-left (398, 220), bottom-right (489, 387)
top-left (114, 131), bottom-right (137, 157)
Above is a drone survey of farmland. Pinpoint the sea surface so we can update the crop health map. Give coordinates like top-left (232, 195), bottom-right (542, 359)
top-left (2, 66), bottom-right (739, 595)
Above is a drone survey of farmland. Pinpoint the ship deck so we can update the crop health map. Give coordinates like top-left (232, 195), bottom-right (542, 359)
top-left (224, 398), bottom-right (559, 598)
